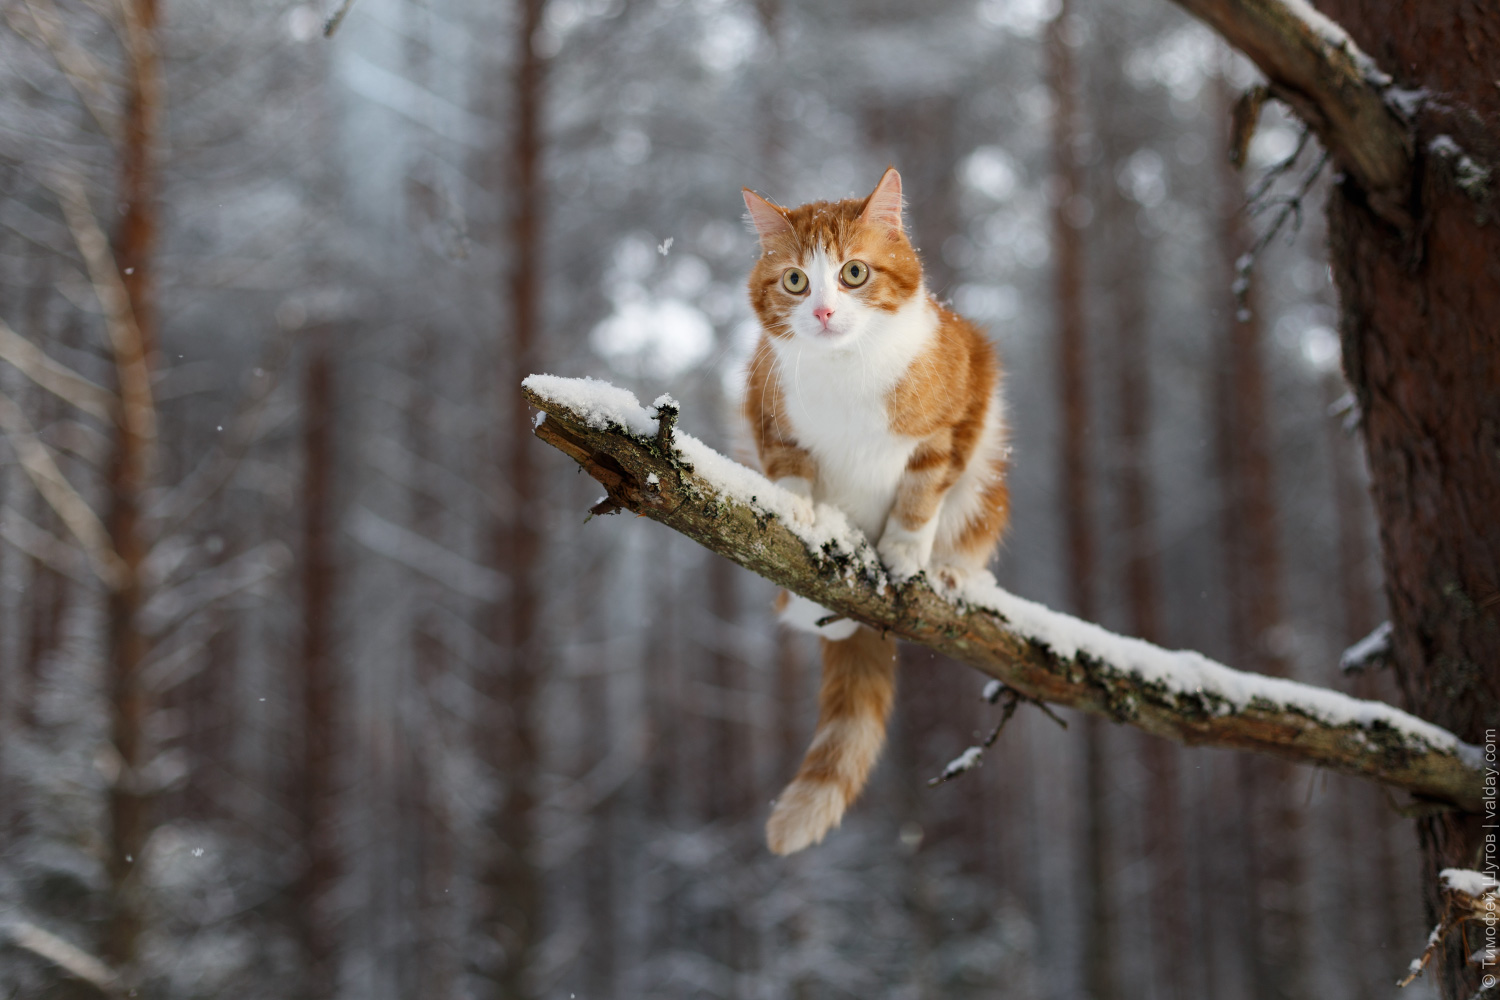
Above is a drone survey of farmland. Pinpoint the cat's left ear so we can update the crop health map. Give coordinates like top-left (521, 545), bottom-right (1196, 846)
top-left (859, 167), bottom-right (904, 231)
top-left (743, 188), bottom-right (793, 246)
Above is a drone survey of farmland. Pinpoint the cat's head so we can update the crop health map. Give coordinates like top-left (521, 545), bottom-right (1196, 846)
top-left (743, 168), bottom-right (924, 349)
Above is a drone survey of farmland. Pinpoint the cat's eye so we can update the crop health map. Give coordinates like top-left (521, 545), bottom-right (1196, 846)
top-left (840, 260), bottom-right (870, 287)
top-left (782, 268), bottom-right (808, 294)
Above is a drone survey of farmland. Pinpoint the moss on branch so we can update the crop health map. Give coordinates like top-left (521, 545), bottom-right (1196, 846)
top-left (525, 381), bottom-right (1483, 813)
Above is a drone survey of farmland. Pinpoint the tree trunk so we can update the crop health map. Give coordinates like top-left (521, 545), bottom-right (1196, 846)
top-left (103, 0), bottom-right (162, 969)
top-left (477, 0), bottom-right (547, 994)
top-left (1048, 6), bottom-right (1115, 996)
top-left (296, 335), bottom-right (340, 998)
top-left (1216, 75), bottom-right (1307, 998)
top-left (1317, 5), bottom-right (1500, 990)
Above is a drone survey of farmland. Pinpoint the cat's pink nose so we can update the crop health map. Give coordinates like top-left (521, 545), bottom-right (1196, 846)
top-left (813, 305), bottom-right (835, 329)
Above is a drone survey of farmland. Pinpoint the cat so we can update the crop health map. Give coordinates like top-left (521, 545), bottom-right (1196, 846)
top-left (741, 167), bottom-right (1011, 855)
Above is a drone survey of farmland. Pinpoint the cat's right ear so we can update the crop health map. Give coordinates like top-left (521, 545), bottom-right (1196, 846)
top-left (743, 189), bottom-right (792, 246)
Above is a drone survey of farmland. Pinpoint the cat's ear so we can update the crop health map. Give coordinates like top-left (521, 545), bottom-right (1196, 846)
top-left (743, 188), bottom-right (792, 245)
top-left (859, 167), bottom-right (904, 230)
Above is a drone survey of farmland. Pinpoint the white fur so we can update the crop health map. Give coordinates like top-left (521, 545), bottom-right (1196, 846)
top-left (779, 592), bottom-right (859, 640)
top-left (769, 288), bottom-right (934, 540)
top-left (766, 716), bottom-right (886, 855)
top-left (876, 512), bottom-right (940, 582)
top-left (774, 475), bottom-right (815, 525)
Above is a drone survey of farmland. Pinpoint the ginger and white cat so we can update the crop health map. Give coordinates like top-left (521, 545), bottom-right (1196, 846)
top-left (742, 167), bottom-right (1011, 855)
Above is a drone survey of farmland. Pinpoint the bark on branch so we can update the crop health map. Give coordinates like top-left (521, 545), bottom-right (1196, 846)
top-left (1171, 0), bottom-right (1413, 228)
top-left (524, 376), bottom-right (1483, 813)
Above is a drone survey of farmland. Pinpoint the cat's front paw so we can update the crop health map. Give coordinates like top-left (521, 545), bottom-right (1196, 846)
top-left (878, 515), bottom-right (939, 583)
top-left (775, 476), bottom-right (816, 526)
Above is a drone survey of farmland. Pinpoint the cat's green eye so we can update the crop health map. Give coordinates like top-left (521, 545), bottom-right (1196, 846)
top-left (841, 260), bottom-right (870, 287)
top-left (782, 268), bottom-right (808, 294)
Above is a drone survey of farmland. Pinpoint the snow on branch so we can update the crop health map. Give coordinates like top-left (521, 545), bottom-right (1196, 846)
top-left (1170, 0), bottom-right (1414, 228)
top-left (524, 375), bottom-right (1484, 813)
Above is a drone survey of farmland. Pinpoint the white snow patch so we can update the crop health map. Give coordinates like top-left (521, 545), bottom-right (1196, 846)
top-left (955, 572), bottom-right (1480, 761)
top-left (982, 679), bottom-right (1004, 703)
top-left (1441, 868), bottom-right (1499, 898)
top-left (939, 746), bottom-right (985, 780)
top-left (1340, 620), bottom-right (1392, 672)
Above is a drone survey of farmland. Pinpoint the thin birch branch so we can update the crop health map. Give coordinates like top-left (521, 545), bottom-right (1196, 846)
top-left (48, 172), bottom-right (158, 472)
top-left (524, 376), bottom-right (1484, 813)
top-left (0, 315), bottom-right (117, 422)
top-left (0, 503), bottom-right (95, 584)
top-left (0, 390), bottom-right (124, 587)
top-left (3, 920), bottom-right (123, 997)
top-left (5, 0), bottom-right (119, 140)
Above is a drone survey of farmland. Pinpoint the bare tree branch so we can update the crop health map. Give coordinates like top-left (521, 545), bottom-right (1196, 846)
top-left (1173, 0), bottom-right (1414, 228)
top-left (48, 172), bottom-right (158, 474)
top-left (3, 920), bottom-right (124, 997)
top-left (0, 390), bottom-right (124, 587)
top-left (0, 503), bottom-right (95, 584)
top-left (5, 0), bottom-right (120, 140)
top-left (524, 376), bottom-right (1483, 813)
top-left (0, 315), bottom-right (118, 422)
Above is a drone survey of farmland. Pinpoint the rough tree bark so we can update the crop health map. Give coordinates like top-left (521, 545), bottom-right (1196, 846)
top-left (1164, 1), bottom-right (1499, 995)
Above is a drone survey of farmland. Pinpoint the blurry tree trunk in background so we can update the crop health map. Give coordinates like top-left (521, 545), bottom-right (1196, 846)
top-left (1047, 6), bottom-right (1115, 997)
top-left (478, 0), bottom-right (548, 994)
top-left (1309, 5), bottom-right (1500, 995)
top-left (1096, 61), bottom-right (1186, 999)
top-left (405, 335), bottom-right (456, 1000)
top-left (296, 335), bottom-right (340, 998)
top-left (1214, 75), bottom-right (1305, 1000)
top-left (103, 0), bottom-right (163, 969)
top-left (117, 0), bottom-right (159, 359)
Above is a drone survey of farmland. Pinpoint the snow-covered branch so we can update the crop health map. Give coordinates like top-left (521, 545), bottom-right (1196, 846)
top-left (1171, 0), bottom-right (1414, 228)
top-left (524, 375), bottom-right (1483, 813)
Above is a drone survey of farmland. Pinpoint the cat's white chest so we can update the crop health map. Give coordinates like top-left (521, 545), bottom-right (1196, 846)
top-left (769, 302), bottom-right (934, 539)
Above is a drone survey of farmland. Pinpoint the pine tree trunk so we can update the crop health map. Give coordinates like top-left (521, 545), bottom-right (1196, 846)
top-left (296, 336), bottom-right (340, 998)
top-left (478, 0), bottom-right (547, 993)
top-left (1215, 80), bottom-right (1307, 997)
top-left (104, 0), bottom-right (162, 968)
top-left (1297, 5), bottom-right (1500, 996)
top-left (1048, 6), bottom-right (1115, 996)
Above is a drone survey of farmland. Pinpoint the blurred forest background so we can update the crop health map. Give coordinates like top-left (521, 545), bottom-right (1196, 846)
top-left (0, 0), bottom-right (1437, 996)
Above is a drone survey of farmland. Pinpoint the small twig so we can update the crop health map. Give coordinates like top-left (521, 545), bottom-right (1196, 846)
top-left (1244, 124), bottom-right (1312, 204)
top-left (1234, 148), bottom-right (1331, 305)
top-left (815, 612), bottom-right (847, 627)
top-left (1228, 85), bottom-right (1269, 169)
top-left (322, 0), bottom-right (355, 37)
top-left (929, 683), bottom-right (1067, 786)
top-left (653, 394), bottom-right (679, 455)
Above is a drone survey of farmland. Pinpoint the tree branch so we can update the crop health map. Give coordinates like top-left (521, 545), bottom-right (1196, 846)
top-left (1173, 0), bottom-right (1413, 229)
top-left (0, 315), bottom-right (118, 423)
top-left (0, 390), bottom-right (125, 588)
top-left (523, 375), bottom-right (1483, 813)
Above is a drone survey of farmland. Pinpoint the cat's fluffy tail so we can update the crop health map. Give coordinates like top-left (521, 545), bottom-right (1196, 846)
top-left (766, 626), bottom-right (898, 855)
